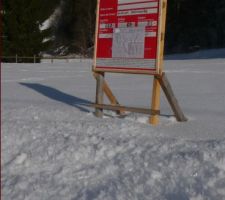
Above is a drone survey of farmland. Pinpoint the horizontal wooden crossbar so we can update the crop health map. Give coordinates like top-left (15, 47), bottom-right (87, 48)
top-left (90, 103), bottom-right (160, 115)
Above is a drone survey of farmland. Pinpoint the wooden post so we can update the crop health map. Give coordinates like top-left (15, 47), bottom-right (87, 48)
top-left (93, 0), bottom-right (104, 118)
top-left (150, 0), bottom-right (167, 125)
top-left (149, 77), bottom-right (161, 124)
top-left (16, 54), bottom-right (18, 63)
top-left (95, 72), bottom-right (104, 118)
top-left (34, 55), bottom-right (36, 63)
top-left (157, 73), bottom-right (187, 122)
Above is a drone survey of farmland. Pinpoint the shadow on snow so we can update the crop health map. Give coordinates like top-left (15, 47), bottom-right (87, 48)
top-left (19, 82), bottom-right (175, 119)
top-left (19, 82), bottom-right (92, 113)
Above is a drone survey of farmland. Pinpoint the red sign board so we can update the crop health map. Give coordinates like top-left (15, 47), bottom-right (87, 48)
top-left (93, 0), bottom-right (163, 74)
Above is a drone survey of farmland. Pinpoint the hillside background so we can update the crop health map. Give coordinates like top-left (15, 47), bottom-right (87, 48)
top-left (2, 0), bottom-right (225, 60)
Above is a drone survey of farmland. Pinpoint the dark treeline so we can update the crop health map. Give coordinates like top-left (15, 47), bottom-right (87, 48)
top-left (166, 0), bottom-right (225, 53)
top-left (3, 0), bottom-right (61, 62)
top-left (2, 0), bottom-right (225, 61)
top-left (52, 0), bottom-right (96, 55)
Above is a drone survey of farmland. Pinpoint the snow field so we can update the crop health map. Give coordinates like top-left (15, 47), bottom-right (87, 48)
top-left (2, 54), bottom-right (225, 199)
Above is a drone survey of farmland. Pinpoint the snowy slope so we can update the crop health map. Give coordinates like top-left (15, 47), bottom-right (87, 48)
top-left (2, 55), bottom-right (225, 199)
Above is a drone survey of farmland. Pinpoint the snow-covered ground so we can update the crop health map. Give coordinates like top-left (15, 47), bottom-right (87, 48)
top-left (2, 53), bottom-right (225, 199)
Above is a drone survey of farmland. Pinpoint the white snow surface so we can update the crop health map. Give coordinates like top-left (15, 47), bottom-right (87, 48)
top-left (2, 55), bottom-right (225, 199)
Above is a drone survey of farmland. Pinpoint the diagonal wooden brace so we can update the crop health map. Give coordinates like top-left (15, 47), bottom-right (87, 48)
top-left (93, 72), bottom-right (125, 115)
top-left (156, 72), bottom-right (188, 122)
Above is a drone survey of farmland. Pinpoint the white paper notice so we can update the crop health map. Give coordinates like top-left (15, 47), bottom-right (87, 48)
top-left (112, 27), bottom-right (145, 58)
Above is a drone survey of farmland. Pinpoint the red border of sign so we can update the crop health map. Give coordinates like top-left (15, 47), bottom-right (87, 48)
top-left (93, 0), bottom-right (163, 75)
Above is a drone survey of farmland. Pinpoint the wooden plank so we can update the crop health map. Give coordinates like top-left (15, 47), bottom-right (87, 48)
top-left (95, 72), bottom-right (104, 117)
top-left (94, 68), bottom-right (158, 75)
top-left (158, 0), bottom-right (167, 74)
top-left (157, 73), bottom-right (188, 122)
top-left (102, 82), bottom-right (119, 105)
top-left (92, 104), bottom-right (160, 115)
top-left (93, 73), bottom-right (118, 105)
top-left (150, 0), bottom-right (168, 125)
top-left (149, 77), bottom-right (161, 125)
top-left (102, 81), bottom-right (125, 115)
top-left (93, 73), bottom-right (125, 115)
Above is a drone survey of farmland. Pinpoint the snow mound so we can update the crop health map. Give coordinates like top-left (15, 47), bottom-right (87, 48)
top-left (2, 106), bottom-right (225, 200)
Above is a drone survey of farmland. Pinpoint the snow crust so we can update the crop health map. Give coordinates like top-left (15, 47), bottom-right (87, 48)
top-left (2, 54), bottom-right (225, 199)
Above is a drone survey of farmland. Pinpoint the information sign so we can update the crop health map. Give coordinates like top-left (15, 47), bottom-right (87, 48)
top-left (93, 0), bottom-right (163, 74)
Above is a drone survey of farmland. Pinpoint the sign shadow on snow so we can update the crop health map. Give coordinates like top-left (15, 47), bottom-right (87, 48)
top-left (19, 83), bottom-right (92, 113)
top-left (19, 83), bottom-right (177, 119)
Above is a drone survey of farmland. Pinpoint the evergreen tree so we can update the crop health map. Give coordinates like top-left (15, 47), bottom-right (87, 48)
top-left (3, 0), bottom-right (60, 62)
top-left (53, 0), bottom-right (96, 56)
top-left (73, 0), bottom-right (96, 55)
top-left (166, 0), bottom-right (225, 53)
top-left (53, 0), bottom-right (77, 54)
top-left (2, 0), bottom-right (10, 57)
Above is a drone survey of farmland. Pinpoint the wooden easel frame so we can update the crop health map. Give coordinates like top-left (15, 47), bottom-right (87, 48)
top-left (92, 0), bottom-right (187, 125)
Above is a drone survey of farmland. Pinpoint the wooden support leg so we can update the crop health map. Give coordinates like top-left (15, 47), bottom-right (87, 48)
top-left (93, 73), bottom-right (125, 115)
top-left (95, 72), bottom-right (104, 118)
top-left (157, 73), bottom-right (187, 122)
top-left (149, 77), bottom-right (161, 125)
